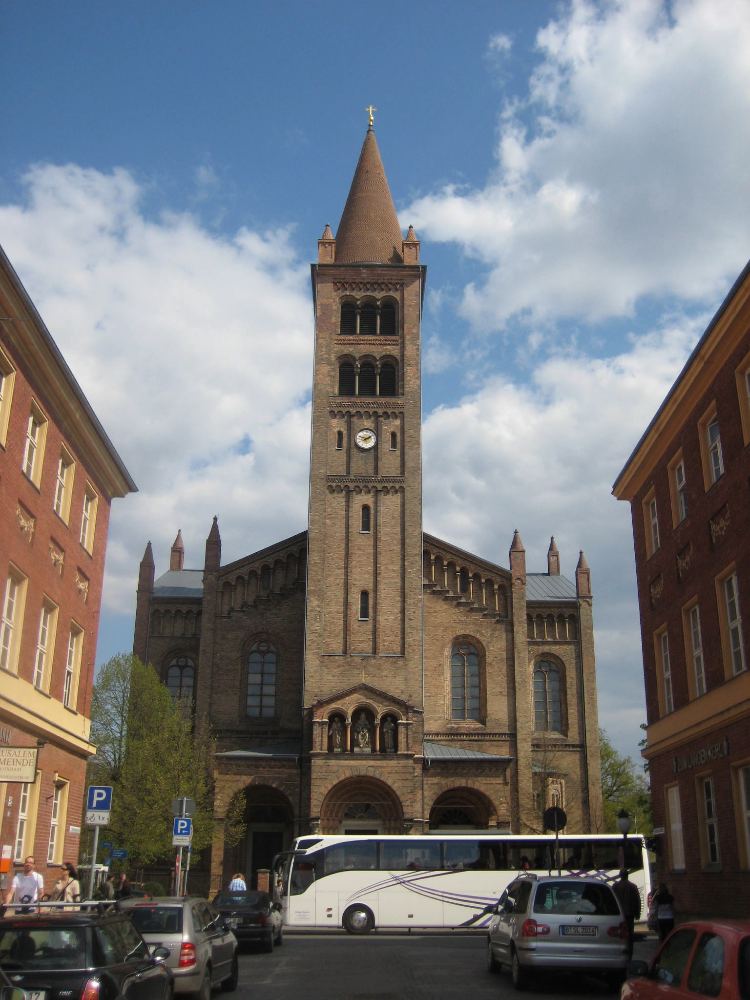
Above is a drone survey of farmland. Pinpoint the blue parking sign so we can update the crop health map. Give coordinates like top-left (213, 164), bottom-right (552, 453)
top-left (87, 786), bottom-right (113, 811)
top-left (172, 816), bottom-right (193, 845)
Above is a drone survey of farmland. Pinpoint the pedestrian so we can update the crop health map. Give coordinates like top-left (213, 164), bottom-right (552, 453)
top-left (53, 863), bottom-right (81, 905)
top-left (612, 870), bottom-right (642, 958)
top-left (101, 873), bottom-right (116, 900)
top-left (228, 872), bottom-right (246, 891)
top-left (115, 873), bottom-right (132, 900)
top-left (3, 856), bottom-right (45, 910)
top-left (652, 882), bottom-right (675, 941)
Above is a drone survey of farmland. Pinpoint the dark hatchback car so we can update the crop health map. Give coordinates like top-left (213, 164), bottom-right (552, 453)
top-left (0, 907), bottom-right (172, 1000)
top-left (212, 890), bottom-right (283, 952)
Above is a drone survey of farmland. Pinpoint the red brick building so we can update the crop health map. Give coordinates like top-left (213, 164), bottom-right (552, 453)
top-left (134, 124), bottom-right (604, 892)
top-left (613, 262), bottom-right (750, 919)
top-left (0, 246), bottom-right (135, 898)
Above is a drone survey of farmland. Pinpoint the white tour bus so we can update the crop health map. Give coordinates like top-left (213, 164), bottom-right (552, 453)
top-left (276, 833), bottom-right (651, 934)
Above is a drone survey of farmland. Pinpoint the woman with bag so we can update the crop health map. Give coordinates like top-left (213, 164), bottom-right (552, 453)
top-left (54, 863), bottom-right (81, 907)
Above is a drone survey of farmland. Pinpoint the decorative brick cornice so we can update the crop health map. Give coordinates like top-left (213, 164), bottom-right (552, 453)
top-left (335, 337), bottom-right (400, 347)
top-left (16, 504), bottom-right (35, 541)
top-left (709, 503), bottom-right (730, 546)
top-left (327, 402), bottom-right (404, 413)
top-left (425, 732), bottom-right (512, 741)
top-left (333, 281), bottom-right (404, 293)
top-left (49, 542), bottom-right (65, 575)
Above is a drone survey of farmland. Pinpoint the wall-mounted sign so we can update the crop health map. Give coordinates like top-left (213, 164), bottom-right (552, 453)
top-left (672, 737), bottom-right (729, 774)
top-left (0, 746), bottom-right (38, 782)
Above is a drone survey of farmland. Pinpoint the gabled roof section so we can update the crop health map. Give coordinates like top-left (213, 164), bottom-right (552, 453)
top-left (311, 682), bottom-right (415, 713)
top-left (526, 573), bottom-right (577, 603)
top-left (219, 529), bottom-right (307, 576)
top-left (153, 569), bottom-right (204, 599)
top-left (335, 127), bottom-right (404, 265)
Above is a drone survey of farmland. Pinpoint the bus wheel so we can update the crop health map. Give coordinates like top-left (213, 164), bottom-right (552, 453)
top-left (343, 904), bottom-right (374, 934)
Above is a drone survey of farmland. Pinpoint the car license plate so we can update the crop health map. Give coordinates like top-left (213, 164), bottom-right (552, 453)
top-left (27, 992), bottom-right (47, 1000)
top-left (561, 925), bottom-right (596, 936)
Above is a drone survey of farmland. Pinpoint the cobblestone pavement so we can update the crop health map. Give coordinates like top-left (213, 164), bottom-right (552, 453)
top-left (232, 931), bottom-right (661, 1000)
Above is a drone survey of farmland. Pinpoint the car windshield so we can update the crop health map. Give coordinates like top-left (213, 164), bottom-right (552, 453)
top-left (533, 882), bottom-right (620, 916)
top-left (127, 906), bottom-right (183, 934)
top-left (0, 926), bottom-right (88, 970)
top-left (214, 891), bottom-right (268, 908)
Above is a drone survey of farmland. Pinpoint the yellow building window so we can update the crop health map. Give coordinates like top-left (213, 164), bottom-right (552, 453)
top-left (0, 565), bottom-right (28, 674)
top-left (79, 485), bottom-right (99, 553)
top-left (642, 487), bottom-right (660, 557)
top-left (22, 402), bottom-right (48, 487)
top-left (53, 448), bottom-right (75, 523)
top-left (0, 347), bottom-right (16, 448)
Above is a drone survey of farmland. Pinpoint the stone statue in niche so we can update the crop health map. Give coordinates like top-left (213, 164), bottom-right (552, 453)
top-left (353, 711), bottom-right (371, 752)
top-left (382, 716), bottom-right (396, 753)
top-left (329, 716), bottom-right (344, 752)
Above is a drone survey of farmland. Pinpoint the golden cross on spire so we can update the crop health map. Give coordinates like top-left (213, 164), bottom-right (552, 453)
top-left (366, 104), bottom-right (377, 128)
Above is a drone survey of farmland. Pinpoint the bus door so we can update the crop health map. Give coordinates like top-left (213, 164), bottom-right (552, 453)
top-left (286, 854), bottom-right (318, 925)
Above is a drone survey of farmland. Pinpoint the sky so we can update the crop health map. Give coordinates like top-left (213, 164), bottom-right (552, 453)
top-left (2, 0), bottom-right (749, 765)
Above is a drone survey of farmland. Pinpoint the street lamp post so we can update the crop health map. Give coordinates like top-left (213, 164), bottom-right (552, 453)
top-left (617, 808), bottom-right (632, 872)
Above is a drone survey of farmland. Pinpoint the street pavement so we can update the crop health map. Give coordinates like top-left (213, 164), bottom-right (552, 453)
top-left (233, 930), bottom-right (661, 999)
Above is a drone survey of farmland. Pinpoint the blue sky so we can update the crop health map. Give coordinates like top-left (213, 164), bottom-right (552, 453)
top-left (2, 0), bottom-right (750, 764)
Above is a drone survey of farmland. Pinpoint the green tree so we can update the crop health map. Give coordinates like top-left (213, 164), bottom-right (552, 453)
top-left (599, 728), bottom-right (652, 834)
top-left (88, 654), bottom-right (215, 867)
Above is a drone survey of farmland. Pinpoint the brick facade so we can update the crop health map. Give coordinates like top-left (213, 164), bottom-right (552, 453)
top-left (0, 246), bottom-right (134, 898)
top-left (134, 127), bottom-right (603, 895)
top-left (614, 262), bottom-right (750, 919)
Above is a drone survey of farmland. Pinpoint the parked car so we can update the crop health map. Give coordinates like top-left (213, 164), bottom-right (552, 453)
top-left (486, 873), bottom-right (629, 991)
top-left (621, 919), bottom-right (750, 999)
top-left (212, 889), bottom-right (283, 952)
top-left (119, 895), bottom-right (238, 999)
top-left (0, 905), bottom-right (172, 1000)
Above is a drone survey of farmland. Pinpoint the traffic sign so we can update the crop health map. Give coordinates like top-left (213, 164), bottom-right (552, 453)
top-left (111, 848), bottom-right (128, 859)
top-left (86, 810), bottom-right (111, 826)
top-left (87, 786), bottom-right (113, 811)
top-left (172, 816), bottom-right (193, 846)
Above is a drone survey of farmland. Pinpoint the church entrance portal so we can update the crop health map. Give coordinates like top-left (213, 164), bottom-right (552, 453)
top-left (227, 785), bottom-right (294, 890)
top-left (320, 776), bottom-right (404, 834)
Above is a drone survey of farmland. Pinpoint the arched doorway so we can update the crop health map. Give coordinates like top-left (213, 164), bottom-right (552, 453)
top-left (225, 785), bottom-right (294, 889)
top-left (320, 776), bottom-right (404, 834)
top-left (428, 787), bottom-right (496, 830)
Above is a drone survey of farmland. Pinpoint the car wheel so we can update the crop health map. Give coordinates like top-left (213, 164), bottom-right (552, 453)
top-left (343, 904), bottom-right (374, 935)
top-left (195, 968), bottom-right (212, 1000)
top-left (487, 939), bottom-right (500, 973)
top-left (262, 930), bottom-right (274, 953)
top-left (220, 954), bottom-right (239, 993)
top-left (510, 949), bottom-right (528, 991)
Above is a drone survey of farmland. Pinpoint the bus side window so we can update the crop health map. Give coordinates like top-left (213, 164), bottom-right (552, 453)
top-left (290, 861), bottom-right (316, 894)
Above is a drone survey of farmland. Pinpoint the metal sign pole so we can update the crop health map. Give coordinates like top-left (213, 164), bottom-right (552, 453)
top-left (184, 845), bottom-right (192, 895)
top-left (87, 825), bottom-right (100, 900)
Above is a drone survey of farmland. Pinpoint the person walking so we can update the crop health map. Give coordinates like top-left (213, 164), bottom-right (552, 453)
top-left (3, 856), bottom-right (45, 910)
top-left (53, 863), bottom-right (81, 905)
top-left (652, 882), bottom-right (675, 941)
top-left (613, 870), bottom-right (642, 958)
top-left (228, 872), bottom-right (246, 891)
top-left (115, 873), bottom-right (132, 900)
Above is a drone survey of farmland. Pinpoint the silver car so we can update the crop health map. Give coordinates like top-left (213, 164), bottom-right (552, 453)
top-left (119, 896), bottom-right (238, 999)
top-left (486, 874), bottom-right (629, 991)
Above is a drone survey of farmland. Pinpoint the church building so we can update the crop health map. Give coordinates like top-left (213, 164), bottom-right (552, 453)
top-left (133, 122), bottom-right (603, 892)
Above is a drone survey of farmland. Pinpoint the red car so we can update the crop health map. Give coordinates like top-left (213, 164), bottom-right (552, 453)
top-left (621, 919), bottom-right (750, 999)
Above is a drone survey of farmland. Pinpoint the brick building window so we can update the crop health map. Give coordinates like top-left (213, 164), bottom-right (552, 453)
top-left (247, 641), bottom-right (276, 718)
top-left (721, 572), bottom-right (746, 676)
top-left (390, 431), bottom-right (397, 450)
top-left (533, 660), bottom-right (563, 732)
top-left (699, 775), bottom-right (720, 867)
top-left (338, 361), bottom-right (355, 395)
top-left (642, 487), bottom-right (660, 557)
top-left (13, 770), bottom-right (40, 862)
top-left (166, 655), bottom-right (195, 701)
top-left (33, 599), bottom-right (58, 692)
top-left (22, 403), bottom-right (48, 486)
top-left (668, 453), bottom-right (688, 525)
top-left (358, 362), bottom-right (376, 396)
top-left (358, 590), bottom-right (369, 620)
top-left (64, 624), bottom-right (83, 709)
top-left (698, 405), bottom-right (724, 489)
top-left (379, 362), bottom-right (397, 396)
top-left (53, 449), bottom-right (75, 522)
top-left (656, 628), bottom-right (674, 715)
top-left (0, 347), bottom-right (16, 448)
top-left (359, 302), bottom-right (377, 335)
top-left (738, 765), bottom-right (750, 867)
top-left (360, 505), bottom-right (371, 533)
top-left (451, 641), bottom-right (480, 721)
top-left (80, 486), bottom-right (99, 552)
top-left (340, 301), bottom-right (356, 334)
top-left (666, 783), bottom-right (685, 871)
top-left (336, 429), bottom-right (344, 450)
top-left (47, 780), bottom-right (69, 865)
top-left (1, 567), bottom-right (28, 674)
top-left (685, 603), bottom-right (706, 698)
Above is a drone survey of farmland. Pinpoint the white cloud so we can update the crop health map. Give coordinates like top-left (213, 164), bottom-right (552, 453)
top-left (405, 0), bottom-right (750, 332)
top-left (0, 164), bottom-right (313, 615)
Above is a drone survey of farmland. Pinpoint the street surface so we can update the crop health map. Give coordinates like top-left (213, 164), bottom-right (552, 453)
top-left (233, 931), bottom-right (659, 999)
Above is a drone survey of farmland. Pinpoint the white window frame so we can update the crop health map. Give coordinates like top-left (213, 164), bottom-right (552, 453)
top-left (0, 568), bottom-right (27, 674)
top-left (0, 348), bottom-right (16, 448)
top-left (707, 417), bottom-right (724, 484)
top-left (33, 601), bottom-right (57, 691)
top-left (700, 775), bottom-right (720, 866)
top-left (14, 781), bottom-right (30, 862)
top-left (79, 486), bottom-right (99, 552)
top-left (63, 624), bottom-right (83, 709)
top-left (724, 573), bottom-right (746, 676)
top-left (649, 497), bottom-right (660, 552)
top-left (688, 604), bottom-right (706, 697)
top-left (53, 449), bottom-right (75, 522)
top-left (674, 459), bottom-right (687, 523)
top-left (660, 630), bottom-right (673, 714)
top-left (22, 403), bottom-right (47, 486)
top-left (47, 784), bottom-right (62, 864)
top-left (666, 783), bottom-right (685, 871)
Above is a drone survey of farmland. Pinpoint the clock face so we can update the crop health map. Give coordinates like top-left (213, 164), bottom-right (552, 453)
top-left (355, 428), bottom-right (377, 450)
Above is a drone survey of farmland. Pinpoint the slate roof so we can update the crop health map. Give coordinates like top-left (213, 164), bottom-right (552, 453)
top-left (215, 743), bottom-right (301, 760)
top-left (153, 569), bottom-right (204, 598)
top-left (423, 741), bottom-right (512, 763)
top-left (525, 573), bottom-right (577, 603)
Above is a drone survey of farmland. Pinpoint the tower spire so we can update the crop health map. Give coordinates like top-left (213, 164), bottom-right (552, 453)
top-left (335, 125), bottom-right (403, 264)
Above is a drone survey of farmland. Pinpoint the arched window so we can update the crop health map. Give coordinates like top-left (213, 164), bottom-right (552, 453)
top-left (340, 301), bottom-right (356, 335)
top-left (360, 302), bottom-right (377, 335)
top-left (336, 429), bottom-right (344, 450)
top-left (390, 431), bottom-right (398, 450)
top-left (359, 590), bottom-right (370, 620)
top-left (338, 361), bottom-right (355, 396)
top-left (451, 641), bottom-right (480, 720)
top-left (260, 565), bottom-right (271, 592)
top-left (380, 301), bottom-right (396, 336)
top-left (166, 656), bottom-right (195, 701)
top-left (358, 362), bottom-right (376, 396)
top-left (459, 568), bottom-right (469, 594)
top-left (534, 660), bottom-right (563, 732)
top-left (247, 640), bottom-right (277, 718)
top-left (361, 505), bottom-right (371, 532)
top-left (379, 362), bottom-right (397, 396)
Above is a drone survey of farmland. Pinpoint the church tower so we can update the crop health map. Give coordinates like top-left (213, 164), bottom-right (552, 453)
top-left (303, 120), bottom-right (427, 827)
